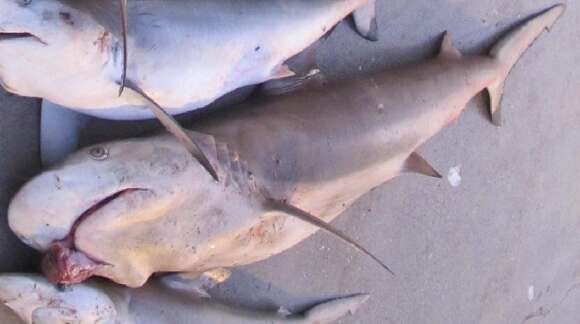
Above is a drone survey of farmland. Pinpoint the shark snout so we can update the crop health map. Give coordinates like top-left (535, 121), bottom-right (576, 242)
top-left (7, 166), bottom-right (134, 251)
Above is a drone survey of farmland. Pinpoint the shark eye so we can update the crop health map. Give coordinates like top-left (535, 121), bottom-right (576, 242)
top-left (89, 147), bottom-right (109, 161)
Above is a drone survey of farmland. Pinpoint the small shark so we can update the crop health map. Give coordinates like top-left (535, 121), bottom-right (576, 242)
top-left (8, 5), bottom-right (565, 288)
top-left (0, 0), bottom-right (377, 120)
top-left (0, 273), bottom-right (369, 324)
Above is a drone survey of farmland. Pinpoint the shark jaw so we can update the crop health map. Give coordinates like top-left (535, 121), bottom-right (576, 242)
top-left (41, 188), bottom-right (149, 284)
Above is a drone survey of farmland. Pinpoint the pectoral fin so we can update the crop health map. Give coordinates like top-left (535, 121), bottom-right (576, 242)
top-left (261, 44), bottom-right (327, 96)
top-left (117, 0), bottom-right (129, 96)
top-left (161, 269), bottom-right (231, 299)
top-left (353, 0), bottom-right (378, 41)
top-left (403, 152), bottom-right (442, 178)
top-left (260, 69), bottom-right (326, 96)
top-left (41, 101), bottom-right (89, 167)
top-left (121, 80), bottom-right (220, 181)
top-left (272, 65), bottom-right (296, 79)
top-left (302, 294), bottom-right (370, 323)
top-left (263, 199), bottom-right (394, 276)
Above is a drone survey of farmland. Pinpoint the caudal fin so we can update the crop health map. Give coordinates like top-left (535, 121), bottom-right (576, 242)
top-left (487, 4), bottom-right (565, 126)
top-left (301, 294), bottom-right (370, 324)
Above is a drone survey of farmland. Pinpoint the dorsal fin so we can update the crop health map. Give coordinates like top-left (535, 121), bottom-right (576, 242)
top-left (263, 199), bottom-right (395, 276)
top-left (191, 133), bottom-right (259, 193)
top-left (403, 152), bottom-right (442, 178)
top-left (439, 32), bottom-right (462, 60)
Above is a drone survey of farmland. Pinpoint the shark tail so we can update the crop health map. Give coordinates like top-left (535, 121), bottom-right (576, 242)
top-left (486, 4), bottom-right (565, 126)
top-left (300, 294), bottom-right (370, 324)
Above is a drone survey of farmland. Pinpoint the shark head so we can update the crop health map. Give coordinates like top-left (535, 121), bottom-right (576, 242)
top-left (0, 274), bottom-right (122, 323)
top-left (8, 134), bottom-right (234, 287)
top-left (0, 0), bottom-right (120, 103)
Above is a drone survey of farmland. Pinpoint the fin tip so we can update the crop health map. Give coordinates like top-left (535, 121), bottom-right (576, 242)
top-left (353, 0), bottom-right (378, 41)
top-left (363, 18), bottom-right (379, 42)
top-left (439, 31), bottom-right (462, 59)
top-left (404, 152), bottom-right (442, 179)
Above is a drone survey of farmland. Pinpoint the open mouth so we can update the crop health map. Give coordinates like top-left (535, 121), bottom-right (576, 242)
top-left (42, 188), bottom-right (148, 284)
top-left (0, 32), bottom-right (45, 44)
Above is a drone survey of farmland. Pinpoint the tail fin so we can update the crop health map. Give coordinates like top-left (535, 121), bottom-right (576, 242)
top-left (302, 294), bottom-right (370, 324)
top-left (487, 4), bottom-right (565, 126)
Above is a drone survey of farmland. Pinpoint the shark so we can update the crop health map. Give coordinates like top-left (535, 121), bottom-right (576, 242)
top-left (0, 0), bottom-right (377, 120)
top-left (7, 4), bottom-right (565, 288)
top-left (0, 273), bottom-right (369, 323)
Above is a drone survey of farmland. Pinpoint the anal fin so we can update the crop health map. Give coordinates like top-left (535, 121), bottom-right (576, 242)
top-left (403, 152), bottom-right (442, 178)
top-left (41, 101), bottom-right (89, 167)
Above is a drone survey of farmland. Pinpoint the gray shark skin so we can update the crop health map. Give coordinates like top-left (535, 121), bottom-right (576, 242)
top-left (7, 5), bottom-right (565, 288)
top-left (0, 274), bottom-right (369, 324)
top-left (0, 0), bottom-right (375, 120)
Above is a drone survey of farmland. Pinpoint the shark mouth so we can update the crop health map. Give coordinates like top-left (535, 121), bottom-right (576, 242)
top-left (0, 32), bottom-right (46, 44)
top-left (42, 188), bottom-right (148, 284)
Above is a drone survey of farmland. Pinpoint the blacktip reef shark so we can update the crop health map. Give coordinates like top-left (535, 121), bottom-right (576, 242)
top-left (8, 4), bottom-right (565, 288)
top-left (0, 273), bottom-right (370, 323)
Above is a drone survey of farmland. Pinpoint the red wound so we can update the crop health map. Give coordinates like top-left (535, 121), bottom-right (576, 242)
top-left (41, 242), bottom-right (98, 284)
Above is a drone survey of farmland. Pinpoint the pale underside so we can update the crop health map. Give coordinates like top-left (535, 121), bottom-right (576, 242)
top-left (0, 0), bottom-right (369, 120)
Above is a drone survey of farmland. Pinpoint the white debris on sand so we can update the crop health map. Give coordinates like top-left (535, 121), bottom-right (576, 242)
top-left (447, 166), bottom-right (462, 187)
top-left (528, 285), bottom-right (535, 302)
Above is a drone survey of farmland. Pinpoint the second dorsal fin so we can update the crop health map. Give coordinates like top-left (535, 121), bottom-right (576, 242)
top-left (439, 32), bottom-right (462, 60)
